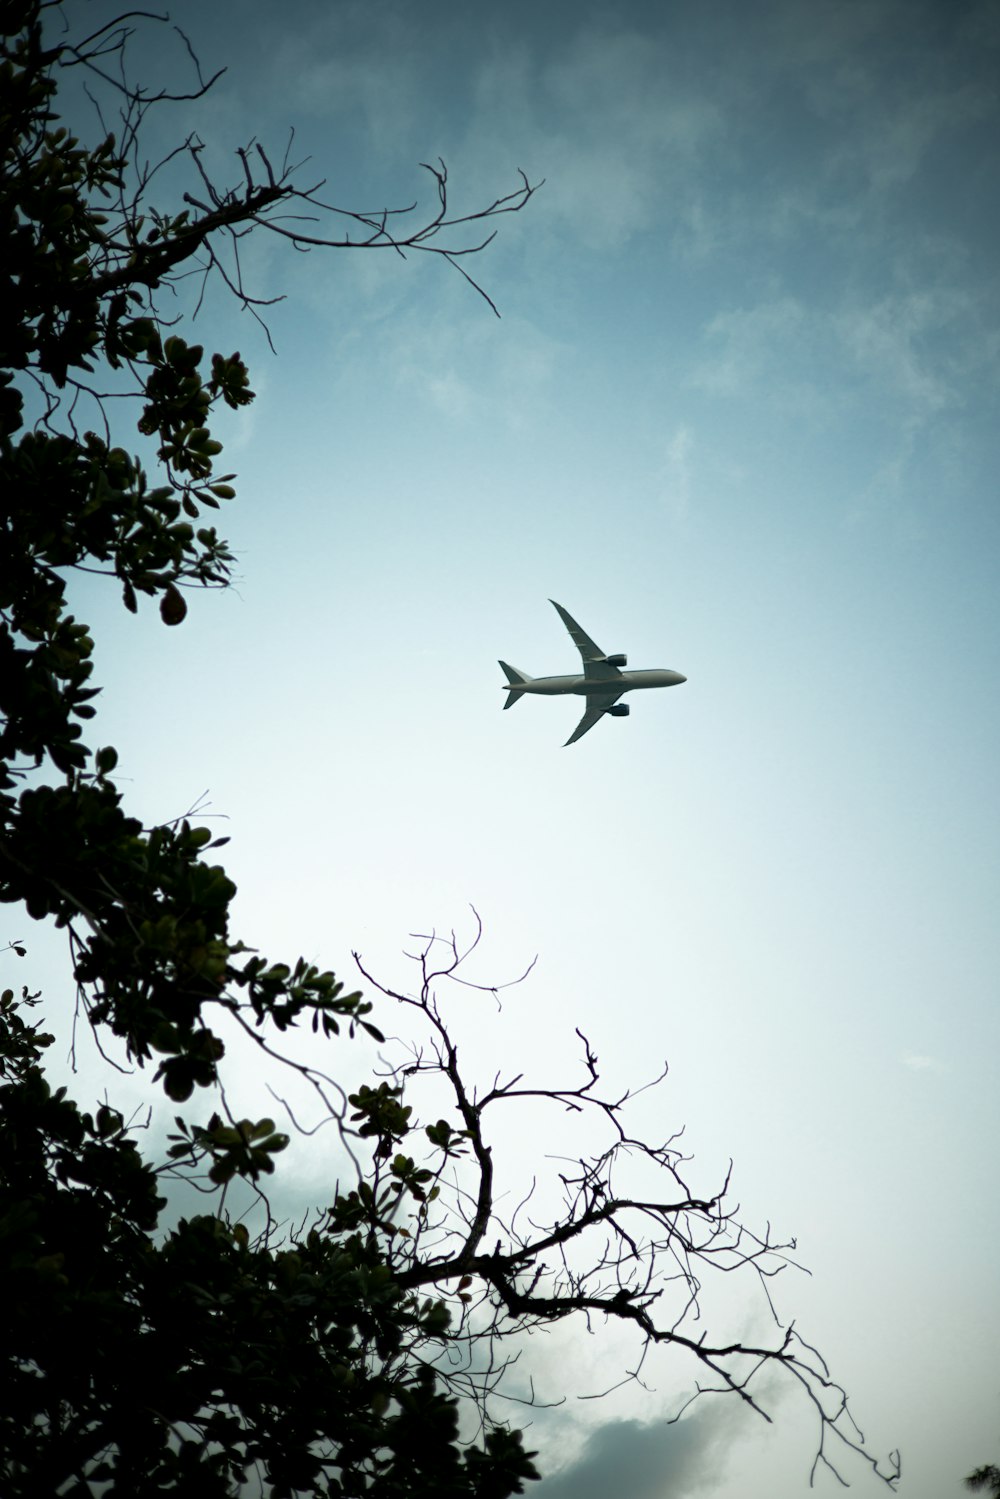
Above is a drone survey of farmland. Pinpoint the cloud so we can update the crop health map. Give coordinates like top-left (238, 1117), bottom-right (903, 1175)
top-left (261, 1), bottom-right (438, 158)
top-left (776, 2), bottom-right (999, 201)
top-left (687, 297), bottom-right (837, 427)
top-left (657, 425), bottom-right (695, 523)
top-left (901, 1052), bottom-right (943, 1072)
top-left (460, 22), bottom-right (724, 255)
top-left (834, 290), bottom-right (970, 420)
top-left (689, 278), bottom-right (990, 449)
top-left (689, 297), bottom-right (808, 398)
top-left (384, 309), bottom-right (564, 426)
top-left (536, 1402), bottom-right (739, 1499)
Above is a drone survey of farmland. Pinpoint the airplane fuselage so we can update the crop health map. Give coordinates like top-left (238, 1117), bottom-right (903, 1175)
top-left (509, 669), bottom-right (685, 697)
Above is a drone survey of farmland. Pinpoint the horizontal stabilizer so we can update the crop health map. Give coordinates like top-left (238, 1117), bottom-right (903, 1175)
top-left (499, 660), bottom-right (532, 711)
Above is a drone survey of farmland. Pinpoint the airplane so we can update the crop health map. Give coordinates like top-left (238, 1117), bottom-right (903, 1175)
top-left (499, 600), bottom-right (686, 746)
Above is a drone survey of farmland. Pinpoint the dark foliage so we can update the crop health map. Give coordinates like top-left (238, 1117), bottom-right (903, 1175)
top-left (967, 1464), bottom-right (1000, 1495)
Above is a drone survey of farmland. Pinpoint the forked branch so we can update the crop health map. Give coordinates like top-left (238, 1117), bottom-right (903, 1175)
top-left (347, 915), bottom-right (900, 1490)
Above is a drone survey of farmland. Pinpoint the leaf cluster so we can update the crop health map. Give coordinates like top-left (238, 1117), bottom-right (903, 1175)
top-left (0, 3), bottom-right (541, 1494)
top-left (1, 994), bottom-right (537, 1496)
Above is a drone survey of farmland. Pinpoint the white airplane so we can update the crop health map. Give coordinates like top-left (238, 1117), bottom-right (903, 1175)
top-left (500, 600), bottom-right (686, 746)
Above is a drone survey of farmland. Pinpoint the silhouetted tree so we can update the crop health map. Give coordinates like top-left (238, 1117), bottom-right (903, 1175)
top-left (967, 1464), bottom-right (1000, 1494)
top-left (0, 3), bottom-right (899, 1494)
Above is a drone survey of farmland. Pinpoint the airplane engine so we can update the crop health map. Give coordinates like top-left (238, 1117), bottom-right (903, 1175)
top-left (607, 704), bottom-right (630, 717)
top-left (604, 653), bottom-right (627, 667)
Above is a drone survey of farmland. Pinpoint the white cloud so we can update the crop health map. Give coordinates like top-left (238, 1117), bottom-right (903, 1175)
top-left (467, 24), bottom-right (724, 253)
top-left (687, 296), bottom-right (829, 423)
top-left (386, 310), bottom-right (564, 427)
top-left (834, 290), bottom-right (968, 419)
top-left (658, 425), bottom-right (695, 523)
top-left (901, 1052), bottom-right (943, 1072)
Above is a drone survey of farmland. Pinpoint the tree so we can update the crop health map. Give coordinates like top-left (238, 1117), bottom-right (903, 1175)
top-left (967, 1465), bottom-right (1000, 1495)
top-left (0, 3), bottom-right (899, 1494)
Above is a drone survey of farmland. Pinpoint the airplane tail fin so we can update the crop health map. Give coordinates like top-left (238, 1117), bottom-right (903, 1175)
top-left (499, 660), bottom-right (532, 710)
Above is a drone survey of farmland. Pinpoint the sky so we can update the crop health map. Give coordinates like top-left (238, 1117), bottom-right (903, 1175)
top-left (26, 0), bottom-right (1000, 1494)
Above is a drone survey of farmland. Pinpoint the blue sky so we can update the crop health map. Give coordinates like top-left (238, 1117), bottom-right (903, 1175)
top-left (35, 0), bottom-right (1000, 1494)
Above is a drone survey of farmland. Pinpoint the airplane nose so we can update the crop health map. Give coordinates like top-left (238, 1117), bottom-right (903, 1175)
top-left (674, 672), bottom-right (687, 684)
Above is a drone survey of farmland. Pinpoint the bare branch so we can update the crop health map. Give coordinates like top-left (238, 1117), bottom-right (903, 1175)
top-left (347, 920), bottom-right (900, 1491)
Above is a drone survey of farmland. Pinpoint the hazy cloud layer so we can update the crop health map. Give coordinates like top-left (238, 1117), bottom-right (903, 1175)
top-left (536, 1404), bottom-right (738, 1499)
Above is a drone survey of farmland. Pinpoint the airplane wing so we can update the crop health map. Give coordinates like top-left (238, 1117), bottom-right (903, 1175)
top-left (550, 600), bottom-right (623, 682)
top-left (564, 691), bottom-right (624, 746)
